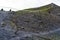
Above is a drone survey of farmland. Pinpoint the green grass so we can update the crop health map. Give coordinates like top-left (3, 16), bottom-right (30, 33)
top-left (23, 4), bottom-right (52, 12)
top-left (15, 4), bottom-right (53, 16)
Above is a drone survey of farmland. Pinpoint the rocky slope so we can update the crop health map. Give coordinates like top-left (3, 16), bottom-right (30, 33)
top-left (0, 3), bottom-right (60, 40)
top-left (12, 3), bottom-right (60, 33)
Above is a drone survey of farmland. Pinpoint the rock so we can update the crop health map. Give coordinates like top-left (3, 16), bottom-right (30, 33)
top-left (0, 29), bottom-right (15, 40)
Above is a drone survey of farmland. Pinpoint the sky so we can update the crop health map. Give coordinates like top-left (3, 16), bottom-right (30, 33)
top-left (0, 0), bottom-right (59, 11)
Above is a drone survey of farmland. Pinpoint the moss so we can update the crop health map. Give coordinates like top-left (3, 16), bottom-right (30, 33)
top-left (15, 4), bottom-right (53, 15)
top-left (50, 34), bottom-right (60, 40)
top-left (10, 21), bottom-right (18, 30)
top-left (10, 21), bottom-right (15, 26)
top-left (23, 4), bottom-right (52, 12)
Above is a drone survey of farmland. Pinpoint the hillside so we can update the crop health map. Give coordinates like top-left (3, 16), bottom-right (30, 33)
top-left (9, 3), bottom-right (60, 40)
top-left (11, 3), bottom-right (60, 33)
top-left (0, 3), bottom-right (60, 40)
